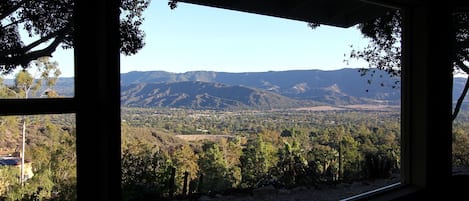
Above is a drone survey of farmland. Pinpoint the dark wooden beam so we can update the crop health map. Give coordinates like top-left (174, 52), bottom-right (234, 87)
top-left (74, 0), bottom-right (121, 200)
top-left (401, 2), bottom-right (453, 190)
top-left (178, 0), bottom-right (392, 27)
top-left (0, 98), bottom-right (75, 116)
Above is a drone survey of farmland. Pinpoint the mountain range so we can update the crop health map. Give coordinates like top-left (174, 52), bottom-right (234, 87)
top-left (51, 68), bottom-right (468, 110)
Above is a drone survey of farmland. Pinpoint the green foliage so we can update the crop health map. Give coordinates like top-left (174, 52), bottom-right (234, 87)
top-left (197, 142), bottom-right (233, 193)
top-left (14, 71), bottom-right (34, 98)
top-left (308, 144), bottom-right (339, 181)
top-left (350, 11), bottom-right (402, 79)
top-left (240, 134), bottom-right (278, 188)
top-left (217, 138), bottom-right (243, 186)
top-left (275, 141), bottom-right (308, 187)
top-left (347, 11), bottom-right (469, 119)
top-left (363, 151), bottom-right (395, 179)
top-left (0, 166), bottom-right (19, 196)
top-left (0, 114), bottom-right (77, 200)
top-left (7, 106), bottom-right (452, 199)
top-left (121, 107), bottom-right (410, 196)
top-left (453, 127), bottom-right (469, 167)
top-left (340, 135), bottom-right (361, 180)
top-left (0, 56), bottom-right (62, 99)
top-left (122, 108), bottom-right (405, 190)
top-left (7, 168), bottom-right (55, 200)
top-left (0, 77), bottom-right (12, 98)
top-left (170, 144), bottom-right (199, 194)
top-left (121, 143), bottom-right (172, 200)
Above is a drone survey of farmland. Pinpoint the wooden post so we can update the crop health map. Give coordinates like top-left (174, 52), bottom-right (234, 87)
top-left (74, 0), bottom-right (121, 200)
top-left (189, 180), bottom-right (196, 198)
top-left (197, 173), bottom-right (204, 193)
top-left (183, 171), bottom-right (189, 196)
top-left (338, 141), bottom-right (343, 181)
top-left (169, 167), bottom-right (176, 198)
top-left (400, 4), bottom-right (453, 189)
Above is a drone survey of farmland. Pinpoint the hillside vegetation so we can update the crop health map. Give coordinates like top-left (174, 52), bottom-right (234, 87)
top-left (1, 108), bottom-right (468, 200)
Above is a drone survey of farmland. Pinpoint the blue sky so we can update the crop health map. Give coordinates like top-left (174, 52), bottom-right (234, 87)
top-left (52, 0), bottom-right (370, 77)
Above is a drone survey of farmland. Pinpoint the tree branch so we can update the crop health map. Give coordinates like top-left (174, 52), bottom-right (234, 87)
top-left (453, 60), bottom-right (469, 121)
top-left (456, 56), bottom-right (469, 73)
top-left (3, 23), bottom-right (72, 59)
top-left (2, 17), bottom-right (27, 29)
top-left (453, 77), bottom-right (469, 121)
top-left (21, 25), bottom-right (69, 54)
top-left (461, 51), bottom-right (469, 61)
top-left (0, 24), bottom-right (69, 67)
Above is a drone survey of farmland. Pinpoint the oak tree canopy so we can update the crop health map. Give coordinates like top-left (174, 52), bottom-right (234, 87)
top-left (348, 11), bottom-right (469, 120)
top-left (0, 0), bottom-right (150, 74)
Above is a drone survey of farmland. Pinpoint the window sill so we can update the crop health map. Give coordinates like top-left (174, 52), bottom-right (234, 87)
top-left (340, 183), bottom-right (422, 201)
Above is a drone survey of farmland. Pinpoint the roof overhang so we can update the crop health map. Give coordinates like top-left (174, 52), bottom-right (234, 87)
top-left (177, 0), bottom-right (394, 28)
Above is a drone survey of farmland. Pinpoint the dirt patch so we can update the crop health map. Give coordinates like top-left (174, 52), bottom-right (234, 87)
top-left (175, 135), bottom-right (235, 142)
top-left (294, 105), bottom-right (399, 112)
top-left (339, 104), bottom-right (400, 111)
top-left (294, 106), bottom-right (347, 111)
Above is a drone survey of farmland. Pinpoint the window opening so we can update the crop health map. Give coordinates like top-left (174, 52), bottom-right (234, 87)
top-left (120, 2), bottom-right (402, 200)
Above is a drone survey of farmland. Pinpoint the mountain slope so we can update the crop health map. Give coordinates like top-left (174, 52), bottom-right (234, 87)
top-left (46, 68), bottom-right (468, 108)
top-left (121, 81), bottom-right (317, 110)
top-left (120, 68), bottom-right (401, 105)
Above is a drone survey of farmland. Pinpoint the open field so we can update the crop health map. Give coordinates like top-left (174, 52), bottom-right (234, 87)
top-left (294, 104), bottom-right (400, 111)
top-left (175, 134), bottom-right (236, 142)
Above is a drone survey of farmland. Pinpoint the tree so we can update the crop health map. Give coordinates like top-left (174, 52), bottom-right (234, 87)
top-left (170, 144), bottom-right (199, 194)
top-left (0, 56), bottom-right (61, 186)
top-left (0, 57), bottom-right (62, 194)
top-left (197, 142), bottom-right (232, 193)
top-left (121, 143), bottom-right (172, 200)
top-left (0, 113), bottom-right (78, 200)
top-left (239, 134), bottom-right (277, 188)
top-left (340, 135), bottom-right (361, 180)
top-left (345, 11), bottom-right (469, 120)
top-left (4, 57), bottom-right (62, 186)
top-left (453, 128), bottom-right (469, 167)
top-left (0, 0), bottom-right (150, 73)
top-left (308, 143), bottom-right (339, 182)
top-left (218, 138), bottom-right (243, 187)
top-left (276, 140), bottom-right (308, 187)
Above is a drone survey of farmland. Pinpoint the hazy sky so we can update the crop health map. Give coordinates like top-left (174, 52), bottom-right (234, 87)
top-left (50, 0), bottom-right (370, 77)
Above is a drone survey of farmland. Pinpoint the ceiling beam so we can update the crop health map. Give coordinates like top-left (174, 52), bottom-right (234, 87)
top-left (177, 0), bottom-right (393, 27)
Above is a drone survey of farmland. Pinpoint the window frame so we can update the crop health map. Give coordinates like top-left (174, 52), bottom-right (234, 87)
top-left (0, 1), bottom-right (464, 201)
top-left (345, 3), bottom-right (457, 200)
top-left (0, 0), bottom-right (122, 200)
